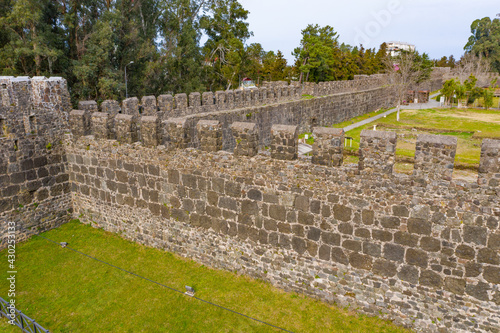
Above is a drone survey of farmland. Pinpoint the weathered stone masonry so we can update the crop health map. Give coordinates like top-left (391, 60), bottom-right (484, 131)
top-left (76, 75), bottom-right (394, 151)
top-left (65, 128), bottom-right (500, 333)
top-left (0, 77), bottom-right (72, 246)
top-left (3, 74), bottom-right (500, 333)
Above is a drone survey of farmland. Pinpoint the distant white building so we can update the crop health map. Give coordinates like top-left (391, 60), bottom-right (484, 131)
top-left (386, 41), bottom-right (415, 57)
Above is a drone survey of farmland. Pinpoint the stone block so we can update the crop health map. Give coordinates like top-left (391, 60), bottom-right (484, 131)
top-left (270, 124), bottom-right (298, 160)
top-left (251, 89), bottom-right (260, 105)
top-left (225, 90), bottom-right (234, 109)
top-left (78, 100), bottom-right (98, 113)
top-left (174, 93), bottom-right (188, 112)
top-left (260, 87), bottom-right (267, 101)
top-left (273, 86), bottom-right (281, 101)
top-left (114, 114), bottom-right (138, 143)
top-left (413, 134), bottom-right (457, 182)
top-left (189, 92), bottom-right (201, 110)
top-left (215, 91), bottom-right (226, 109)
top-left (311, 127), bottom-right (344, 166)
top-left (406, 248), bottom-right (428, 268)
top-left (158, 95), bottom-right (173, 117)
top-left (140, 116), bottom-right (160, 147)
top-left (373, 259), bottom-right (397, 277)
top-left (91, 112), bottom-right (112, 139)
top-left (141, 96), bottom-right (157, 116)
top-left (163, 118), bottom-right (190, 149)
top-left (478, 139), bottom-right (500, 187)
top-left (358, 130), bottom-right (396, 175)
top-left (122, 97), bottom-right (139, 116)
top-left (100, 100), bottom-right (120, 116)
top-left (233, 90), bottom-right (243, 108)
top-left (202, 92), bottom-right (214, 108)
top-left (419, 270), bottom-right (443, 288)
top-left (230, 122), bottom-right (259, 157)
top-left (69, 110), bottom-right (90, 138)
top-left (197, 120), bottom-right (222, 152)
top-left (243, 89), bottom-right (252, 106)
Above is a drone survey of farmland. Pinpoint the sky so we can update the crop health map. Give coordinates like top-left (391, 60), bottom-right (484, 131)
top-left (238, 0), bottom-right (499, 64)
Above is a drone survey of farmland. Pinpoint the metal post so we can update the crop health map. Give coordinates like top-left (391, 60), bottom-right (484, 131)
top-left (125, 61), bottom-right (134, 98)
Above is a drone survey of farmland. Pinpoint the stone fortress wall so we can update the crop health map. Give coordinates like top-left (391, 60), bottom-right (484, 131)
top-left (65, 117), bottom-right (500, 332)
top-left (76, 75), bottom-right (393, 151)
top-left (0, 77), bottom-right (72, 246)
top-left (4, 74), bottom-right (500, 332)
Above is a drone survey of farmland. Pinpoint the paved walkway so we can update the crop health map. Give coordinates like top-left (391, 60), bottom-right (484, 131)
top-left (298, 93), bottom-right (440, 155)
top-left (298, 143), bottom-right (313, 155)
top-left (343, 93), bottom-right (441, 132)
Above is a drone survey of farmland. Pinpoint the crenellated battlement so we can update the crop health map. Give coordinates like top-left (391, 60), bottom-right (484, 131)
top-left (66, 122), bottom-right (500, 331)
top-left (0, 76), bottom-right (70, 140)
top-left (0, 76), bottom-right (72, 247)
top-left (77, 84), bottom-right (302, 120)
top-left (68, 110), bottom-right (500, 187)
top-left (75, 75), bottom-right (388, 122)
top-left (7, 75), bottom-right (500, 333)
top-left (71, 75), bottom-right (394, 155)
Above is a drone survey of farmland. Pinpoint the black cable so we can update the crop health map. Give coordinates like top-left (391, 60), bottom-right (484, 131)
top-left (37, 235), bottom-right (294, 333)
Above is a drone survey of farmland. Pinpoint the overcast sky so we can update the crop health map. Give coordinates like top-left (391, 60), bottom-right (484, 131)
top-left (238, 0), bottom-right (499, 64)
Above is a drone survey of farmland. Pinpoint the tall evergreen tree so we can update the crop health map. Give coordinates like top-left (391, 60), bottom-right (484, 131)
top-left (465, 16), bottom-right (500, 73)
top-left (201, 0), bottom-right (252, 90)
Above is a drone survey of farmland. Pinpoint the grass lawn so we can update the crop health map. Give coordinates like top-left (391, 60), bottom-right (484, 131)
top-left (331, 108), bottom-right (392, 130)
top-left (337, 108), bottom-right (500, 166)
top-left (0, 221), bottom-right (409, 333)
top-left (433, 95), bottom-right (500, 108)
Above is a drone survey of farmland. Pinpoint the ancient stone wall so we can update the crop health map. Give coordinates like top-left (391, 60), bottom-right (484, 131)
top-left (443, 72), bottom-right (500, 88)
top-left (76, 75), bottom-right (389, 121)
top-left (5, 72), bottom-right (500, 333)
top-left (0, 77), bottom-right (72, 247)
top-left (66, 124), bottom-right (500, 332)
top-left (74, 84), bottom-right (393, 154)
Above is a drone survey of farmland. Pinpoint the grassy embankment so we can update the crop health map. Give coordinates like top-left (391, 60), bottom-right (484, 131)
top-left (0, 221), bottom-right (410, 333)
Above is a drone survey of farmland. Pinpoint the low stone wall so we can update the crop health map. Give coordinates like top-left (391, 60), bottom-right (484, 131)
top-left (66, 124), bottom-right (500, 332)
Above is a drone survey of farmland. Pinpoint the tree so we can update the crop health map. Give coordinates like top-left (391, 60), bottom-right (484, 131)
top-left (243, 43), bottom-right (265, 84)
top-left (262, 50), bottom-right (289, 82)
top-left (447, 55), bottom-right (456, 68)
top-left (435, 56), bottom-right (448, 67)
top-left (373, 43), bottom-right (388, 72)
top-left (71, 9), bottom-right (121, 101)
top-left (441, 78), bottom-right (457, 106)
top-left (156, 0), bottom-right (206, 95)
top-left (0, 0), bottom-right (64, 76)
top-left (292, 24), bottom-right (341, 83)
top-left (385, 51), bottom-right (431, 107)
top-left (201, 0), bottom-right (252, 90)
top-left (483, 78), bottom-right (498, 109)
top-left (465, 16), bottom-right (500, 73)
top-left (455, 53), bottom-right (491, 83)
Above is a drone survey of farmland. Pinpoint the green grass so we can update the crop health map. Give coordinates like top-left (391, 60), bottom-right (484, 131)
top-left (434, 96), bottom-right (500, 108)
top-left (298, 132), bottom-right (314, 145)
top-left (0, 221), bottom-right (409, 333)
top-left (472, 96), bottom-right (500, 108)
top-left (341, 108), bottom-right (500, 165)
top-left (331, 108), bottom-right (391, 129)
